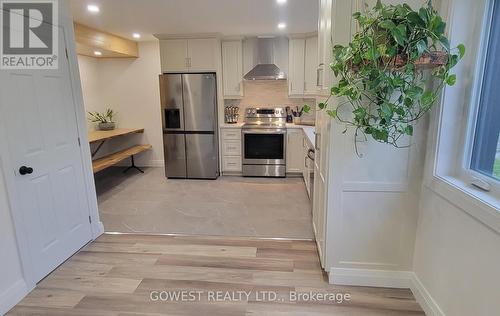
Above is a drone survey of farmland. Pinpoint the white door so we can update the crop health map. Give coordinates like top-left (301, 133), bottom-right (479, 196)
top-left (0, 28), bottom-right (93, 282)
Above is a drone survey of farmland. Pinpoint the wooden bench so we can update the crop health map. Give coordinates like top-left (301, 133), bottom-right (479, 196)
top-left (92, 144), bottom-right (152, 173)
top-left (88, 128), bottom-right (151, 174)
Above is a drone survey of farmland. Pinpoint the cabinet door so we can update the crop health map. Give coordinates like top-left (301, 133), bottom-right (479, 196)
top-left (305, 36), bottom-right (318, 95)
top-left (286, 129), bottom-right (304, 173)
top-left (160, 39), bottom-right (189, 72)
top-left (222, 41), bottom-right (244, 98)
top-left (288, 39), bottom-right (306, 96)
top-left (188, 38), bottom-right (218, 71)
top-left (318, 0), bottom-right (333, 94)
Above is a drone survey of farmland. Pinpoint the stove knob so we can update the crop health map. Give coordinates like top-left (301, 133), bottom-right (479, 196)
top-left (247, 109), bottom-right (251, 114)
top-left (252, 110), bottom-right (256, 114)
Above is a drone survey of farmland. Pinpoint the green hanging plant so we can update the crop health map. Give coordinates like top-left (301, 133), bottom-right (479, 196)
top-left (305, 0), bottom-right (465, 148)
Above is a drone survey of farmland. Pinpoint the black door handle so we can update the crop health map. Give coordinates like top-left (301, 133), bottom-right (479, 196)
top-left (19, 166), bottom-right (33, 175)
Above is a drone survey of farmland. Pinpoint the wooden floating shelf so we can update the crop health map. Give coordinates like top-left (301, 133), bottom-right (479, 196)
top-left (74, 23), bottom-right (139, 58)
top-left (92, 144), bottom-right (152, 173)
top-left (88, 128), bottom-right (145, 144)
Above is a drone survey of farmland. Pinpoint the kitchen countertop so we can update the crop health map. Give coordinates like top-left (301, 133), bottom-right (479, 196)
top-left (220, 123), bottom-right (245, 128)
top-left (300, 126), bottom-right (315, 148)
top-left (220, 123), bottom-right (315, 147)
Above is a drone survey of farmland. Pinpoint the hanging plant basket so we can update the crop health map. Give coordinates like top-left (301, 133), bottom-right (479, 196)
top-left (305, 0), bottom-right (465, 150)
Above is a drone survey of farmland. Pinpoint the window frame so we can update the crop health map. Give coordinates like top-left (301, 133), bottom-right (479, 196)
top-left (459, 0), bottom-right (500, 197)
top-left (426, 0), bottom-right (500, 235)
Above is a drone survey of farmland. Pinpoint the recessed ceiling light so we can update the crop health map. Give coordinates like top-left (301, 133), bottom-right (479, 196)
top-left (132, 33), bottom-right (141, 39)
top-left (278, 23), bottom-right (287, 29)
top-left (94, 51), bottom-right (102, 56)
top-left (277, 0), bottom-right (287, 4)
top-left (87, 4), bottom-right (100, 13)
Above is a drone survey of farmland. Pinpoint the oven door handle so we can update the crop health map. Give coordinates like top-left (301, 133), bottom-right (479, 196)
top-left (242, 129), bottom-right (287, 134)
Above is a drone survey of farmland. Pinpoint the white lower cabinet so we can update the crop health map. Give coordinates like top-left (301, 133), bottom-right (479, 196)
top-left (222, 140), bottom-right (241, 156)
top-left (221, 128), bottom-right (242, 173)
top-left (286, 128), bottom-right (304, 174)
top-left (222, 156), bottom-right (242, 172)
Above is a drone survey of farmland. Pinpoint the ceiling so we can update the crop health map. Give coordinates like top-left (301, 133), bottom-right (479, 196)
top-left (70, 0), bottom-right (319, 41)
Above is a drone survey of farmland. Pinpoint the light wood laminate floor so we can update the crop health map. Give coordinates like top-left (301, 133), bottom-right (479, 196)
top-left (8, 234), bottom-right (424, 315)
top-left (95, 167), bottom-right (314, 238)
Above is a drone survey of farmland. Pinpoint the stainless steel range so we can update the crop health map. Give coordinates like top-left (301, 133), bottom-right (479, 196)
top-left (242, 107), bottom-right (287, 177)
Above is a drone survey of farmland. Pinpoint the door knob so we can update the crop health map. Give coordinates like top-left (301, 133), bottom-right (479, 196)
top-left (19, 166), bottom-right (33, 175)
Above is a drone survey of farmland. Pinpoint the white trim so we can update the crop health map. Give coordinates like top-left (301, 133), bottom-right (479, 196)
top-left (328, 268), bottom-right (413, 289)
top-left (427, 176), bottom-right (500, 234)
top-left (0, 280), bottom-right (31, 315)
top-left (410, 273), bottom-right (445, 316)
top-left (61, 12), bottom-right (102, 240)
top-left (328, 268), bottom-right (445, 316)
top-left (342, 181), bottom-right (408, 192)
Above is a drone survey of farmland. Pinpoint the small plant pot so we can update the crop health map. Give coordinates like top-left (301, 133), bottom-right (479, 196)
top-left (98, 122), bottom-right (115, 131)
top-left (293, 117), bottom-right (301, 125)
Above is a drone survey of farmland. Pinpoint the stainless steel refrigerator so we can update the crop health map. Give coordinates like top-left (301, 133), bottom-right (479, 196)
top-left (160, 73), bottom-right (219, 179)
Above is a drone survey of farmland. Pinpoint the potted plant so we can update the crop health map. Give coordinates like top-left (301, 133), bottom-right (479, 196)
top-left (88, 109), bottom-right (116, 131)
top-left (305, 0), bottom-right (465, 150)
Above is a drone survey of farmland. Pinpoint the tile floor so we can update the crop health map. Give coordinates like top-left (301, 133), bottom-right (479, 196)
top-left (95, 167), bottom-right (314, 238)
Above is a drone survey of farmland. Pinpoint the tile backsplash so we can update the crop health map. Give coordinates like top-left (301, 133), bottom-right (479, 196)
top-left (224, 80), bottom-right (316, 123)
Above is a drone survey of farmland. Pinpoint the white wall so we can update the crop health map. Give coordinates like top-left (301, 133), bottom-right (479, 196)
top-left (78, 55), bottom-right (102, 131)
top-left (0, 166), bottom-right (27, 314)
top-left (414, 187), bottom-right (500, 315)
top-left (411, 0), bottom-right (500, 315)
top-left (324, 0), bottom-right (426, 287)
top-left (77, 41), bottom-right (164, 167)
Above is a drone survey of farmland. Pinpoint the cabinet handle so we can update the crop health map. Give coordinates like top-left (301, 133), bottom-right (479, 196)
top-left (316, 63), bottom-right (324, 87)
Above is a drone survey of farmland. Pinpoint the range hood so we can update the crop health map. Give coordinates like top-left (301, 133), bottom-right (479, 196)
top-left (243, 37), bottom-right (287, 81)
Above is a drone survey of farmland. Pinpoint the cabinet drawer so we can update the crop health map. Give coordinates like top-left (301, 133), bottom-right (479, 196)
top-left (223, 156), bottom-right (241, 172)
top-left (222, 140), bottom-right (241, 156)
top-left (221, 129), bottom-right (241, 140)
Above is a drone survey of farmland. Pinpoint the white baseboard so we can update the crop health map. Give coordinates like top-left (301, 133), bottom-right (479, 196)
top-left (329, 268), bottom-right (414, 288)
top-left (329, 268), bottom-right (444, 316)
top-left (143, 160), bottom-right (165, 168)
top-left (92, 221), bottom-right (105, 239)
top-left (409, 273), bottom-right (445, 316)
top-left (0, 279), bottom-right (30, 315)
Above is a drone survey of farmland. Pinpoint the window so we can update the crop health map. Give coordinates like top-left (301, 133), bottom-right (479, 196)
top-left (470, 0), bottom-right (500, 182)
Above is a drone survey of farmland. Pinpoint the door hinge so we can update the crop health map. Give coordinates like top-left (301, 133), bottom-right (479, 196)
top-left (77, 137), bottom-right (81, 147)
top-left (65, 49), bottom-right (68, 59)
top-left (89, 216), bottom-right (92, 224)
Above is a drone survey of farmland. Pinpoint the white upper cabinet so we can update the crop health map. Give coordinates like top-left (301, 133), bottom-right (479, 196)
top-left (305, 36), bottom-right (319, 95)
top-left (288, 38), bottom-right (306, 96)
top-left (160, 38), bottom-right (218, 73)
top-left (317, 0), bottom-right (333, 95)
top-left (288, 35), bottom-right (318, 97)
top-left (222, 40), bottom-right (244, 98)
top-left (160, 39), bottom-right (189, 72)
top-left (188, 39), bottom-right (218, 71)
